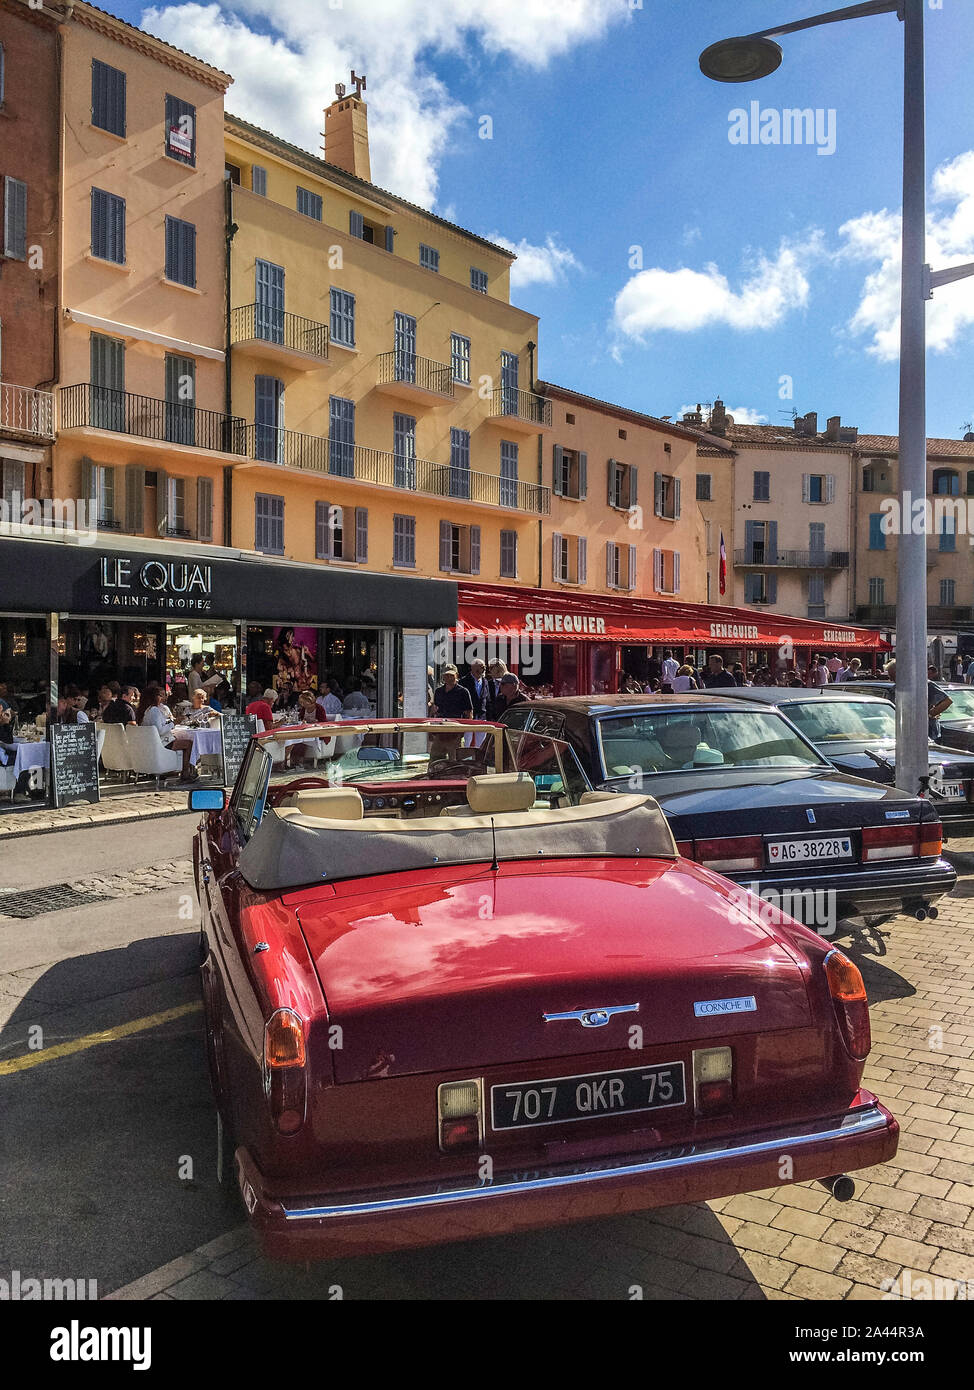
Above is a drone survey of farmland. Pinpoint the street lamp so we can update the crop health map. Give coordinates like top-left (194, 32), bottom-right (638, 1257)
top-left (699, 0), bottom-right (974, 799)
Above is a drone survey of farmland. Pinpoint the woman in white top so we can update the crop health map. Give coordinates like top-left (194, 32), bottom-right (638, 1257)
top-left (670, 664), bottom-right (699, 693)
top-left (138, 683), bottom-right (197, 781)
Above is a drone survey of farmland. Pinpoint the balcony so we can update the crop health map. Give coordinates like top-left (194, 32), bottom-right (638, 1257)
top-left (487, 386), bottom-right (552, 433)
top-left (1, 382), bottom-right (54, 441)
top-left (856, 604), bottom-right (896, 624)
top-left (230, 305), bottom-right (330, 370)
top-left (236, 425), bottom-right (550, 515)
top-left (928, 605), bottom-right (974, 627)
top-left (734, 549), bottom-right (850, 569)
top-left (375, 352), bottom-right (454, 406)
top-left (59, 385), bottom-right (246, 455)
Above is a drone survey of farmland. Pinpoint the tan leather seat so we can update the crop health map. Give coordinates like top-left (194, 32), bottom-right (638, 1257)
top-left (465, 772), bottom-right (537, 814)
top-left (292, 787), bottom-right (364, 820)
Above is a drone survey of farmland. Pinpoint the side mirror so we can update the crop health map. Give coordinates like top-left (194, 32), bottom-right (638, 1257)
top-left (189, 787), bottom-right (226, 811)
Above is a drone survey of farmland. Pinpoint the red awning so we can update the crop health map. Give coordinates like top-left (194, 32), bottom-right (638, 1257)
top-left (453, 584), bottom-right (890, 652)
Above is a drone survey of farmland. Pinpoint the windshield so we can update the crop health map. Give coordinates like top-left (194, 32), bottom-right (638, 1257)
top-left (785, 700), bottom-right (896, 743)
top-left (942, 687), bottom-right (974, 720)
top-left (598, 709), bottom-right (823, 776)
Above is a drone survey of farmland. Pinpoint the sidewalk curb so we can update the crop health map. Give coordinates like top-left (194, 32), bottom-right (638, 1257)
top-left (0, 803), bottom-right (197, 841)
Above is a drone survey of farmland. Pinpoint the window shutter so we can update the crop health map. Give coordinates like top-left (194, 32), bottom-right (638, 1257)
top-left (605, 540), bottom-right (614, 587)
top-left (155, 467), bottom-right (168, 533)
top-left (577, 536), bottom-right (587, 585)
top-left (439, 520), bottom-right (452, 571)
top-left (767, 520), bottom-right (778, 565)
top-left (578, 452), bottom-right (587, 499)
top-left (654, 472), bottom-right (663, 517)
top-left (124, 464), bottom-right (145, 533)
top-left (673, 477), bottom-right (681, 519)
top-left (744, 519), bottom-right (755, 562)
top-left (552, 445), bottom-right (564, 495)
top-left (801, 474), bottom-right (810, 503)
top-left (349, 210), bottom-right (364, 239)
top-left (355, 507), bottom-right (368, 562)
top-left (607, 459), bottom-right (616, 507)
top-left (826, 473), bottom-right (835, 503)
top-left (196, 476), bottom-right (213, 542)
top-left (315, 500), bottom-right (331, 558)
top-left (552, 532), bottom-right (563, 581)
top-left (4, 176), bottom-right (27, 260)
top-left (630, 467), bottom-right (638, 509)
top-left (384, 225), bottom-right (395, 253)
top-left (654, 547), bottom-right (662, 591)
top-left (628, 544), bottom-right (637, 591)
top-left (251, 165), bottom-right (267, 195)
top-left (469, 525), bottom-right (480, 575)
top-left (672, 551), bottom-right (680, 594)
top-left (767, 573), bottom-right (778, 605)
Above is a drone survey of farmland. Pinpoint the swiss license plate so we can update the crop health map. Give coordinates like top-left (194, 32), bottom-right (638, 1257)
top-left (767, 836), bottom-right (852, 864)
top-left (490, 1061), bottom-right (686, 1131)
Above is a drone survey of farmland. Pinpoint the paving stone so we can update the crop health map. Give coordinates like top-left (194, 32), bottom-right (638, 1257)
top-left (836, 1251), bottom-right (907, 1290)
top-left (194, 1226), bottom-right (252, 1260)
top-left (930, 1249), bottom-right (974, 1281)
top-left (821, 1221), bottom-right (884, 1256)
top-left (769, 1207), bottom-right (832, 1239)
top-left (721, 1194), bottom-right (784, 1225)
top-left (778, 1235), bottom-right (846, 1273)
top-left (783, 1267), bottom-right (852, 1300)
top-left (730, 1222), bottom-right (794, 1257)
top-left (912, 1195), bottom-right (973, 1228)
top-left (895, 1171), bottom-right (953, 1200)
top-left (678, 1268), bottom-right (750, 1300)
top-left (871, 1209), bottom-right (933, 1242)
top-left (167, 1270), bottom-right (236, 1300)
top-left (102, 1252), bottom-right (210, 1300)
top-left (858, 1183), bottom-right (919, 1214)
top-left (737, 1251), bottom-right (797, 1291)
top-left (875, 1234), bottom-right (936, 1271)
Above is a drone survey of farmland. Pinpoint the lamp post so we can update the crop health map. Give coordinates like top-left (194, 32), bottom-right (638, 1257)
top-left (699, 0), bottom-right (974, 798)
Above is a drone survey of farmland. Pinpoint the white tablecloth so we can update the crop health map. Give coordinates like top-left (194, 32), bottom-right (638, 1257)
top-left (184, 728), bottom-right (222, 767)
top-left (13, 741), bottom-right (50, 778)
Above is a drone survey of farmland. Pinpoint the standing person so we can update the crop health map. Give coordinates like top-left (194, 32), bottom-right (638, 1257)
top-left (485, 660), bottom-right (507, 719)
top-left (826, 653), bottom-right (844, 678)
top-left (701, 654), bottom-right (736, 689)
top-left (966, 653), bottom-right (974, 685)
top-left (845, 658), bottom-right (862, 680)
top-left (806, 657), bottom-right (829, 688)
top-left (459, 659), bottom-right (491, 720)
top-left (885, 660), bottom-right (952, 740)
top-left (671, 664), bottom-right (698, 693)
top-left (645, 652), bottom-right (663, 687)
top-left (493, 672), bottom-right (525, 712)
top-left (661, 649), bottom-right (679, 684)
top-left (432, 666), bottom-right (473, 720)
top-left (732, 663), bottom-right (747, 687)
top-left (949, 652), bottom-right (964, 682)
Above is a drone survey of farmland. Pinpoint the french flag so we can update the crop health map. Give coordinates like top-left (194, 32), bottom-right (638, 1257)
top-left (719, 531), bottom-right (727, 596)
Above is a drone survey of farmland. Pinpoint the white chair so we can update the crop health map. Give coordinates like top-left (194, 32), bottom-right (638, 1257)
top-left (127, 726), bottom-right (182, 789)
top-left (100, 723), bottom-right (132, 781)
top-left (95, 724), bottom-right (107, 763)
top-left (0, 762), bottom-right (16, 800)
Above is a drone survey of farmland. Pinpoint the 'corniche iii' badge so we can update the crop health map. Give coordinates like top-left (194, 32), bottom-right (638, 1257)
top-left (542, 1004), bottom-right (639, 1028)
top-left (694, 996), bottom-right (757, 1017)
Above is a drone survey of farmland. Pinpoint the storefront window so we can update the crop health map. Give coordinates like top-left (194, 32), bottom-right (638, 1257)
top-left (0, 617), bottom-right (49, 720)
top-left (589, 643), bottom-right (615, 695)
top-left (555, 642), bottom-right (578, 697)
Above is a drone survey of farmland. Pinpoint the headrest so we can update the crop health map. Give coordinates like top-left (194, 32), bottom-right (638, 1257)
top-left (293, 787), bottom-right (364, 820)
top-left (465, 772), bottom-right (537, 814)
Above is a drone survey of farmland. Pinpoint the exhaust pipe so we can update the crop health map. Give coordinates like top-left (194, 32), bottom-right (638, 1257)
top-left (818, 1174), bottom-right (855, 1202)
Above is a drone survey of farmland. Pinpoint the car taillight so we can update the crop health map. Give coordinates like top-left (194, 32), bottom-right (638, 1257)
top-left (861, 824), bottom-right (919, 861)
top-left (825, 949), bottom-right (870, 1061)
top-left (693, 835), bottom-right (763, 873)
top-left (693, 1047), bottom-right (733, 1115)
top-left (437, 1079), bottom-right (483, 1151)
top-left (263, 1008), bottom-right (307, 1134)
top-left (919, 821), bottom-right (943, 858)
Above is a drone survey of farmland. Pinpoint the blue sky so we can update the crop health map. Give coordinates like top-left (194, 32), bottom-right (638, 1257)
top-left (118, 0), bottom-right (972, 438)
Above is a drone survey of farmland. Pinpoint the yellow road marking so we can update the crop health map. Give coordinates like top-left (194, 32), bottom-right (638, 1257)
top-left (0, 1001), bottom-right (203, 1076)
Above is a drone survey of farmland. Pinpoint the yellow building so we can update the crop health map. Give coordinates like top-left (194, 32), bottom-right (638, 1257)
top-left (222, 93), bottom-right (551, 588)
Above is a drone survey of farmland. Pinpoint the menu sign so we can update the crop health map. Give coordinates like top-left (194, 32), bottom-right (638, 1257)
top-left (220, 713), bottom-right (258, 788)
top-left (51, 723), bottom-right (101, 808)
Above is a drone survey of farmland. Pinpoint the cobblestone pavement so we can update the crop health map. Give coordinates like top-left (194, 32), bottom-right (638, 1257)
top-left (105, 865), bottom-right (974, 1302)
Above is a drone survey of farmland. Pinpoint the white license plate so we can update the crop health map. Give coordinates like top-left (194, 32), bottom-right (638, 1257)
top-left (767, 836), bottom-right (852, 864)
top-left (937, 782), bottom-right (965, 800)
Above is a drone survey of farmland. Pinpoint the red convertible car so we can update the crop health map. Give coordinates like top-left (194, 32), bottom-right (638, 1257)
top-left (190, 719), bottom-right (898, 1260)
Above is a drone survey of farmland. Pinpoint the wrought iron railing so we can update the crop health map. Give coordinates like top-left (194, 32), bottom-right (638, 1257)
top-left (230, 304), bottom-right (330, 359)
top-left (236, 425), bottom-right (550, 514)
top-left (59, 385), bottom-right (246, 453)
top-left (490, 386), bottom-right (552, 427)
top-left (734, 548), bottom-right (850, 569)
top-left (856, 604), bottom-right (896, 623)
top-left (376, 351), bottom-right (454, 398)
top-left (0, 382), bottom-right (54, 439)
top-left (928, 605), bottom-right (974, 625)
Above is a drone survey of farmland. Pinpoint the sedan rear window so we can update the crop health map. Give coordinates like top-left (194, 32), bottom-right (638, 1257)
top-left (598, 710), bottom-right (823, 776)
top-left (786, 700), bottom-right (895, 743)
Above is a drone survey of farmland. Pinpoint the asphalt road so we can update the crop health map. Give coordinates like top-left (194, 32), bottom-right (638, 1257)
top-left (0, 817), bottom-right (234, 1295)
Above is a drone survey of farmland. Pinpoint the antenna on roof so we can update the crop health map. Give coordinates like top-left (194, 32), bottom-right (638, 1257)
top-left (489, 816), bottom-right (499, 872)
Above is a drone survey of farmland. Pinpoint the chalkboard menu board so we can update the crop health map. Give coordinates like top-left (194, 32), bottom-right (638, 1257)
top-left (220, 713), bottom-right (258, 788)
top-left (51, 722), bottom-right (101, 808)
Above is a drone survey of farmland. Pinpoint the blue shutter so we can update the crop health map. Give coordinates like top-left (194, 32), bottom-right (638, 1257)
top-left (355, 507), bottom-right (368, 562)
top-left (384, 225), bottom-right (395, 253)
top-left (606, 541), bottom-right (614, 587)
top-left (3, 177), bottom-right (27, 260)
top-left (439, 520), bottom-right (452, 571)
top-left (767, 573), bottom-right (778, 605)
top-left (629, 467), bottom-right (638, 508)
top-left (767, 520), bottom-right (778, 565)
top-left (552, 445), bottom-right (564, 496)
top-left (469, 525), bottom-right (481, 575)
top-left (500, 441), bottom-right (518, 508)
top-left (578, 537), bottom-right (587, 585)
top-left (628, 544), bottom-right (637, 591)
top-left (449, 428), bottom-right (470, 499)
top-left (315, 500), bottom-right (331, 558)
top-left (93, 60), bottom-right (126, 137)
top-left (744, 519), bottom-right (756, 563)
top-left (251, 165), bottom-right (267, 195)
top-left (607, 460), bottom-right (617, 507)
top-left (255, 376), bottom-right (284, 463)
top-left (349, 210), bottom-right (364, 239)
top-left (328, 396), bottom-right (355, 476)
top-left (869, 513), bottom-right (885, 550)
top-left (256, 260), bottom-right (285, 343)
top-left (393, 413), bottom-right (416, 490)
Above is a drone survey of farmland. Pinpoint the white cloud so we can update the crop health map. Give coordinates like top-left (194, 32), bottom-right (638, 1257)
top-left (678, 403), bottom-right (768, 425)
top-left (682, 224), bottom-right (702, 246)
top-left (840, 150), bottom-right (974, 360)
top-left (141, 1), bottom-right (631, 210)
top-left (485, 233), bottom-right (582, 288)
top-left (612, 233), bottom-right (823, 341)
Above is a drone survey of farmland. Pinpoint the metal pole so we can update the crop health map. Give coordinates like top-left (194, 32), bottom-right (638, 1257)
top-left (894, 0), bottom-right (928, 794)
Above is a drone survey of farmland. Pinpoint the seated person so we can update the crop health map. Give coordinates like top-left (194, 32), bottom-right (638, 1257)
top-left (245, 680), bottom-right (275, 727)
top-left (655, 721), bottom-right (720, 770)
top-left (283, 691), bottom-right (322, 768)
top-left (183, 689), bottom-right (213, 727)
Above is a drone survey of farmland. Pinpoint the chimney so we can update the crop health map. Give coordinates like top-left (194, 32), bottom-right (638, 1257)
top-left (710, 399), bottom-right (727, 435)
top-left (323, 74), bottom-right (371, 181)
top-left (794, 411), bottom-right (818, 437)
top-left (826, 414), bottom-right (858, 444)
